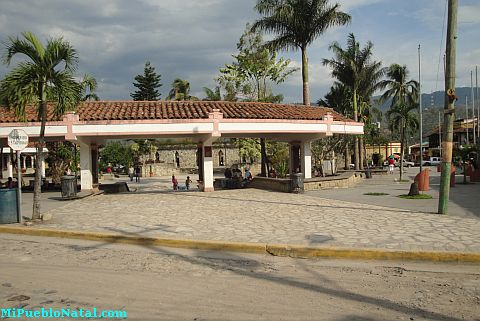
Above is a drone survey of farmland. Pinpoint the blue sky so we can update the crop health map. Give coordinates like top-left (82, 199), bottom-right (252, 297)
top-left (0, 0), bottom-right (479, 104)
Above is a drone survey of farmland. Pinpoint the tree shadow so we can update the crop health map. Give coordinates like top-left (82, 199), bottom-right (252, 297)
top-left (65, 224), bottom-right (465, 321)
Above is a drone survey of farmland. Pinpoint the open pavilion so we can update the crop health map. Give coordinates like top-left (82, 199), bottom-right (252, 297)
top-left (0, 101), bottom-right (362, 192)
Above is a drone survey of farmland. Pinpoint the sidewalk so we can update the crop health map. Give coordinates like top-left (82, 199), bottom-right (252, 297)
top-left (3, 176), bottom-right (479, 257)
top-left (307, 167), bottom-right (480, 219)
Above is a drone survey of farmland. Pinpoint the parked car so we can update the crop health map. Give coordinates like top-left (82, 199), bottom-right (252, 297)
top-left (396, 159), bottom-right (415, 168)
top-left (383, 158), bottom-right (414, 167)
top-left (422, 157), bottom-right (441, 166)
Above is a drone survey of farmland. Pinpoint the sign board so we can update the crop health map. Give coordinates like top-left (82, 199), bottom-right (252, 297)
top-left (7, 129), bottom-right (29, 151)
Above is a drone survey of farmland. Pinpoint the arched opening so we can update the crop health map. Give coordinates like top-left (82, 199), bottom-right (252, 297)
top-left (175, 151), bottom-right (180, 167)
top-left (218, 150), bottom-right (224, 166)
top-left (26, 155), bottom-right (33, 168)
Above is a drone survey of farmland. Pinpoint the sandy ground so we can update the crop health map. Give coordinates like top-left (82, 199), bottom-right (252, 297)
top-left (0, 234), bottom-right (478, 321)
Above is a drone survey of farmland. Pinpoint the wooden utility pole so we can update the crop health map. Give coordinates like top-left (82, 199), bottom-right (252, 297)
top-left (438, 0), bottom-right (458, 214)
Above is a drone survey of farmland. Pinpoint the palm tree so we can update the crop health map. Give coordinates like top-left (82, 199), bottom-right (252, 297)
top-left (386, 103), bottom-right (419, 181)
top-left (380, 64), bottom-right (419, 181)
top-left (168, 78), bottom-right (198, 100)
top-left (252, 0), bottom-right (350, 106)
top-left (202, 86), bottom-right (221, 101)
top-left (379, 64), bottom-right (419, 109)
top-left (0, 32), bottom-right (81, 219)
top-left (322, 33), bottom-right (385, 169)
top-left (80, 74), bottom-right (99, 101)
top-left (318, 83), bottom-right (354, 170)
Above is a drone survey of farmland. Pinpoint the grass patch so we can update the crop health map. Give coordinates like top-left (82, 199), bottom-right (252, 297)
top-left (398, 194), bottom-right (433, 199)
top-left (364, 192), bottom-right (389, 196)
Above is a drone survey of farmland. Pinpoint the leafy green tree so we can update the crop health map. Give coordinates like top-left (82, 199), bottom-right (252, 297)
top-left (129, 139), bottom-right (157, 164)
top-left (0, 32), bottom-right (81, 219)
top-left (130, 61), bottom-right (162, 101)
top-left (217, 25), bottom-right (297, 176)
top-left (45, 141), bottom-right (79, 184)
top-left (252, 0), bottom-right (350, 105)
top-left (99, 141), bottom-right (134, 171)
top-left (218, 24), bottom-right (296, 102)
top-left (267, 142), bottom-right (289, 177)
top-left (322, 33), bottom-right (385, 169)
top-left (236, 138), bottom-right (261, 163)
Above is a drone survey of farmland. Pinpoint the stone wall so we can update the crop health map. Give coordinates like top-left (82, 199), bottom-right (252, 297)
top-left (304, 172), bottom-right (364, 191)
top-left (154, 144), bottom-right (242, 168)
top-left (136, 143), bottom-right (258, 178)
top-left (140, 162), bottom-right (181, 177)
top-left (249, 177), bottom-right (292, 193)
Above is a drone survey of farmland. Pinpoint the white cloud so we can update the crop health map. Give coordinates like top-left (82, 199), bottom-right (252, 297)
top-left (338, 0), bottom-right (385, 11)
top-left (459, 5), bottom-right (480, 25)
top-left (0, 0), bottom-right (478, 103)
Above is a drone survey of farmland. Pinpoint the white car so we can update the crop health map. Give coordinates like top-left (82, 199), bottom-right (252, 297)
top-left (383, 159), bottom-right (414, 167)
top-left (396, 159), bottom-right (415, 168)
top-left (422, 157), bottom-right (441, 166)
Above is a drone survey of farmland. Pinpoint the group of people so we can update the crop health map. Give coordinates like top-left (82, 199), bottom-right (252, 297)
top-left (171, 175), bottom-right (192, 191)
top-left (128, 166), bottom-right (142, 182)
top-left (224, 166), bottom-right (253, 188)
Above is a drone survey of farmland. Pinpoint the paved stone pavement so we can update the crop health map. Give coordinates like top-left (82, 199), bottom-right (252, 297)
top-left (28, 178), bottom-right (480, 253)
top-left (307, 167), bottom-right (480, 219)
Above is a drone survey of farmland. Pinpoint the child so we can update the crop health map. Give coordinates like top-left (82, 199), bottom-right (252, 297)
top-left (185, 176), bottom-right (192, 190)
top-left (172, 175), bottom-right (178, 190)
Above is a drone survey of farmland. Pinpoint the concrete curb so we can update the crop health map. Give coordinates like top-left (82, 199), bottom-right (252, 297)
top-left (1, 225), bottom-right (479, 263)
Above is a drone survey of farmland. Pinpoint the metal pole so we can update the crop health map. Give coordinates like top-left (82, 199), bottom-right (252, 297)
top-left (418, 44), bottom-right (423, 173)
top-left (16, 150), bottom-right (23, 224)
top-left (439, 112), bottom-right (442, 156)
top-left (438, 0), bottom-right (458, 215)
top-left (474, 70), bottom-right (477, 145)
top-left (471, 71), bottom-right (474, 145)
top-left (466, 95), bottom-right (469, 145)
top-left (476, 66), bottom-right (479, 142)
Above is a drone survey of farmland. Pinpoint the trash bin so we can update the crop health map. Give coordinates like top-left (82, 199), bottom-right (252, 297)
top-left (0, 189), bottom-right (18, 224)
top-left (61, 175), bottom-right (77, 199)
top-left (291, 173), bottom-right (304, 193)
top-left (365, 168), bottom-right (372, 179)
top-left (414, 169), bottom-right (430, 191)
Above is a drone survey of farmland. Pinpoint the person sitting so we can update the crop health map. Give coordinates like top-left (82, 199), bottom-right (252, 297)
top-left (242, 168), bottom-right (253, 187)
top-left (269, 168), bottom-right (277, 178)
top-left (6, 177), bottom-right (15, 189)
top-left (244, 168), bottom-right (253, 182)
top-left (224, 167), bottom-right (233, 179)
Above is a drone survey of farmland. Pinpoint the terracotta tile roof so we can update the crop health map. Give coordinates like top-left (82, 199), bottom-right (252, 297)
top-left (0, 100), bottom-right (351, 123)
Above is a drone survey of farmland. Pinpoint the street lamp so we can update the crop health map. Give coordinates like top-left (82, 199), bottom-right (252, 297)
top-left (418, 44), bottom-right (423, 173)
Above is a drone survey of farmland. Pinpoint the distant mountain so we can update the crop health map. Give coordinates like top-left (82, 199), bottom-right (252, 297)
top-left (374, 87), bottom-right (477, 112)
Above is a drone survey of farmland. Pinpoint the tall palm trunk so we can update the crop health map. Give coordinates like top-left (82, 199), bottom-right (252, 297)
top-left (344, 141), bottom-right (350, 170)
top-left (353, 89), bottom-right (360, 170)
top-left (359, 136), bottom-right (365, 169)
top-left (33, 82), bottom-right (46, 220)
top-left (301, 46), bottom-right (310, 106)
top-left (400, 121), bottom-right (405, 181)
top-left (260, 138), bottom-right (267, 177)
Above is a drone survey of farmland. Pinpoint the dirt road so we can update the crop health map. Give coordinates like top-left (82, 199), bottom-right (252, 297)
top-left (0, 234), bottom-right (478, 321)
